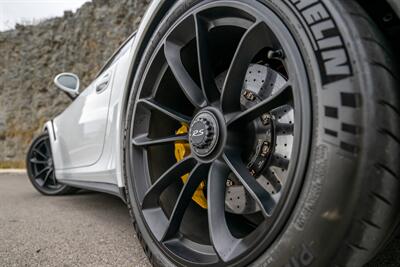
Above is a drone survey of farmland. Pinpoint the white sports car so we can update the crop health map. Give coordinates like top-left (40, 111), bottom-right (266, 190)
top-left (26, 1), bottom-right (400, 266)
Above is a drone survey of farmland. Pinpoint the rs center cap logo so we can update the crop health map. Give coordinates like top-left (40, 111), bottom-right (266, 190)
top-left (189, 111), bottom-right (219, 157)
top-left (190, 120), bottom-right (208, 146)
top-left (192, 129), bottom-right (205, 137)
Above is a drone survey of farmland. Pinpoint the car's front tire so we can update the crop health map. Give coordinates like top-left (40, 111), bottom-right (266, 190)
top-left (124, 0), bottom-right (400, 266)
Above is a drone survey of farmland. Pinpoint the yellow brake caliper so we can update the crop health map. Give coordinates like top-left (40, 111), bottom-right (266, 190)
top-left (175, 124), bottom-right (208, 209)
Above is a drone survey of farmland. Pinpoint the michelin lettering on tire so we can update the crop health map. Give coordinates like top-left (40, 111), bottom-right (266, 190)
top-left (284, 0), bottom-right (353, 85)
top-left (282, 0), bottom-right (362, 158)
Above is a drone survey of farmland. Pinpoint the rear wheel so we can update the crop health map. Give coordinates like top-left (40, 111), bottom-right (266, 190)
top-left (26, 133), bottom-right (76, 195)
top-left (124, 0), bottom-right (400, 266)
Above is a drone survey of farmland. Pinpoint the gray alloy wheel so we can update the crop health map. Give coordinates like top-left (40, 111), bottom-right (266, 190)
top-left (27, 133), bottom-right (76, 195)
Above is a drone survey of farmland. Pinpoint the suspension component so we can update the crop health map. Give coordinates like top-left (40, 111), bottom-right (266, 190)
top-left (267, 49), bottom-right (285, 60)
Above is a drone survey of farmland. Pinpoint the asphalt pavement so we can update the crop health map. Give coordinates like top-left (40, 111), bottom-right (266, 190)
top-left (0, 173), bottom-right (150, 267)
top-left (0, 172), bottom-right (399, 267)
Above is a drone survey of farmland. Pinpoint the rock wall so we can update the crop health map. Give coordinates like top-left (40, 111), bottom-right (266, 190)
top-left (0, 0), bottom-right (150, 168)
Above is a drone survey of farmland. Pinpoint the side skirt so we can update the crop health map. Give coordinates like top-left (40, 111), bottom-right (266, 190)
top-left (60, 179), bottom-right (126, 203)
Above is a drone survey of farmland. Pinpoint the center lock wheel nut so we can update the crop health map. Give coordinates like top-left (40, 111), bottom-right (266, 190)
top-left (189, 111), bottom-right (220, 158)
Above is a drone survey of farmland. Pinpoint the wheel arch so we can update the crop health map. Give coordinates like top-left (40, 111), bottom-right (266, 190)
top-left (42, 120), bottom-right (57, 167)
top-left (42, 120), bottom-right (55, 140)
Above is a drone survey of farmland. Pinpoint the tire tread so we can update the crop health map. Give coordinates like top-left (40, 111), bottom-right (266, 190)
top-left (332, 1), bottom-right (400, 266)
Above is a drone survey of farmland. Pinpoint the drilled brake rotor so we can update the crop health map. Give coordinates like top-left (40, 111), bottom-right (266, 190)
top-left (223, 64), bottom-right (293, 214)
top-left (174, 63), bottom-right (294, 214)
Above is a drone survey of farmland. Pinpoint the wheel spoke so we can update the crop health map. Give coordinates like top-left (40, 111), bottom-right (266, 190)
top-left (195, 14), bottom-right (219, 103)
top-left (208, 160), bottom-right (243, 262)
top-left (42, 169), bottom-right (52, 186)
top-left (162, 163), bottom-right (210, 241)
top-left (43, 140), bottom-right (51, 156)
top-left (223, 152), bottom-right (276, 217)
top-left (51, 169), bottom-right (57, 185)
top-left (33, 148), bottom-right (47, 159)
top-left (227, 82), bottom-right (292, 127)
top-left (141, 156), bottom-right (197, 241)
top-left (164, 15), bottom-right (207, 109)
top-left (221, 21), bottom-right (271, 113)
top-left (141, 156), bottom-right (197, 208)
top-left (30, 158), bottom-right (47, 165)
top-left (132, 134), bottom-right (188, 147)
top-left (36, 178), bottom-right (45, 187)
top-left (137, 98), bottom-right (191, 124)
top-left (35, 167), bottom-right (50, 179)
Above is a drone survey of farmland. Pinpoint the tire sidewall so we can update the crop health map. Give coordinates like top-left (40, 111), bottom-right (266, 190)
top-left (253, 0), bottom-right (368, 266)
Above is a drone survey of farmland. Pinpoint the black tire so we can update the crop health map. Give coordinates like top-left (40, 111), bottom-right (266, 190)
top-left (124, 0), bottom-right (400, 266)
top-left (26, 133), bottom-right (77, 196)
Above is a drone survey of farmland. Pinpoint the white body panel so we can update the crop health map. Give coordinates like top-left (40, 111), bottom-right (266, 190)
top-left (44, 0), bottom-right (168, 191)
top-left (51, 49), bottom-right (130, 186)
top-left (52, 67), bottom-right (115, 169)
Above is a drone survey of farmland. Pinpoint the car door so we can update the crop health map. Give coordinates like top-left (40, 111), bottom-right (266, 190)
top-left (52, 65), bottom-right (116, 169)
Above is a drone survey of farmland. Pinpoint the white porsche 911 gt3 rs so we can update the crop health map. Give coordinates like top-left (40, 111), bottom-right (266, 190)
top-left (26, 1), bottom-right (400, 266)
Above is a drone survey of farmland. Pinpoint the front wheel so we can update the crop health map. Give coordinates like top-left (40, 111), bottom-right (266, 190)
top-left (26, 133), bottom-right (76, 195)
top-left (124, 0), bottom-right (400, 266)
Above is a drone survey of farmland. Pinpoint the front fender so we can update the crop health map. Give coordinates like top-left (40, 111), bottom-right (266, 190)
top-left (43, 120), bottom-right (58, 168)
top-left (43, 120), bottom-right (55, 142)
